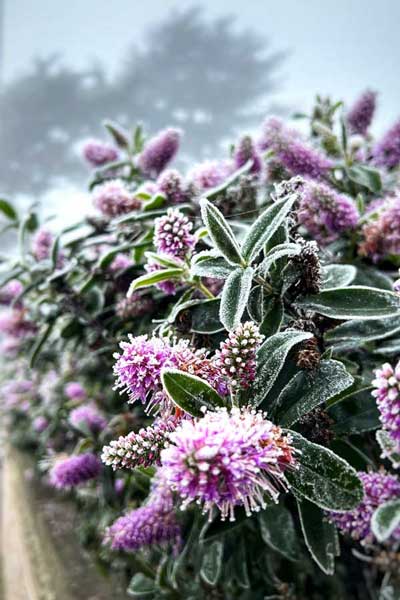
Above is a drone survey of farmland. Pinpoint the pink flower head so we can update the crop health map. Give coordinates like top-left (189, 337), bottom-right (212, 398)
top-left (347, 90), bottom-right (376, 136)
top-left (154, 208), bottom-right (195, 259)
top-left (138, 128), bottom-right (181, 177)
top-left (329, 471), bottom-right (400, 544)
top-left (0, 280), bottom-right (24, 306)
top-left (33, 416), bottom-right (49, 433)
top-left (373, 120), bottom-right (400, 169)
top-left (359, 196), bottom-right (400, 261)
top-left (116, 293), bottom-right (154, 320)
top-left (92, 180), bottom-right (140, 218)
top-left (82, 139), bottom-right (119, 167)
top-left (64, 381), bottom-right (86, 401)
top-left (69, 404), bottom-right (107, 434)
top-left (109, 253), bottom-right (133, 272)
top-left (157, 169), bottom-right (188, 204)
top-left (372, 362), bottom-right (400, 454)
top-left (0, 308), bottom-right (37, 338)
top-left (160, 407), bottom-right (297, 521)
top-left (234, 135), bottom-right (263, 175)
top-left (187, 160), bottom-right (232, 191)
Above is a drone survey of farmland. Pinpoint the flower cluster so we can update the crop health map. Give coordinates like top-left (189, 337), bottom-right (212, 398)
top-left (69, 404), bottom-right (107, 434)
top-left (0, 280), bottom-right (23, 305)
top-left (64, 381), bottom-right (86, 401)
top-left (49, 453), bottom-right (102, 489)
top-left (116, 293), bottom-right (153, 320)
top-left (298, 181), bottom-right (359, 244)
top-left (347, 90), bottom-right (376, 136)
top-left (160, 407), bottom-right (297, 521)
top-left (215, 322), bottom-right (264, 390)
top-left (82, 139), bottom-right (119, 167)
top-left (359, 196), bottom-right (400, 261)
top-left (101, 416), bottom-right (177, 470)
top-left (93, 179), bottom-right (140, 218)
top-left (154, 208), bottom-right (195, 259)
top-left (373, 120), bottom-right (400, 169)
top-left (372, 362), bottom-right (400, 454)
top-left (138, 128), bottom-right (181, 177)
top-left (329, 471), bottom-right (400, 544)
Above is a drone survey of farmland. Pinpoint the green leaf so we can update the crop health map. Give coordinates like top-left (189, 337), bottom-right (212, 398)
top-left (297, 286), bottom-right (400, 320)
top-left (258, 243), bottom-right (301, 277)
top-left (204, 159), bottom-right (253, 201)
top-left (29, 319), bottom-right (57, 368)
top-left (376, 430), bottom-right (400, 467)
top-left (371, 499), bottom-right (400, 542)
top-left (219, 266), bottom-right (254, 331)
top-left (326, 316), bottom-right (400, 347)
top-left (321, 264), bottom-right (356, 290)
top-left (329, 388), bottom-right (380, 434)
top-left (0, 198), bottom-right (18, 221)
top-left (188, 299), bottom-right (223, 334)
top-left (297, 498), bottom-right (339, 575)
top-left (128, 268), bottom-right (183, 295)
top-left (200, 199), bottom-right (244, 266)
top-left (277, 360), bottom-right (354, 427)
top-left (286, 431), bottom-right (364, 511)
top-left (191, 255), bottom-right (235, 279)
top-left (258, 505), bottom-right (299, 561)
top-left (103, 119), bottom-right (129, 148)
top-left (353, 266), bottom-right (393, 291)
top-left (200, 541), bottom-right (224, 586)
top-left (259, 298), bottom-right (284, 336)
top-left (241, 195), bottom-right (297, 263)
top-left (161, 369), bottom-right (225, 417)
top-left (253, 331), bottom-right (313, 406)
top-left (127, 573), bottom-right (155, 598)
top-left (347, 165), bottom-right (382, 193)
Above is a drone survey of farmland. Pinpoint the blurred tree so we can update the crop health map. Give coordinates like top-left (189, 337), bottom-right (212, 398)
top-left (0, 7), bottom-right (285, 196)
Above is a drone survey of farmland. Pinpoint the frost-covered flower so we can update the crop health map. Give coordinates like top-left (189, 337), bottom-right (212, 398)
top-left (32, 228), bottom-right (61, 264)
top-left (33, 416), bottom-right (49, 433)
top-left (113, 334), bottom-right (179, 409)
top-left (260, 117), bottom-right (333, 180)
top-left (0, 308), bottom-right (37, 338)
top-left (138, 128), bottom-right (181, 177)
top-left (298, 181), bottom-right (359, 244)
top-left (116, 293), bottom-right (154, 320)
top-left (157, 169), bottom-right (188, 204)
top-left (0, 280), bottom-right (23, 306)
top-left (93, 180), bottom-right (140, 218)
top-left (109, 253), bottom-right (133, 272)
top-left (372, 362), bottom-right (400, 454)
top-left (329, 471), bottom-right (400, 544)
top-left (373, 120), bottom-right (400, 168)
top-left (102, 416), bottom-right (178, 470)
top-left (154, 208), bottom-right (195, 259)
top-left (234, 135), bottom-right (262, 175)
top-left (187, 160), bottom-right (232, 191)
top-left (82, 139), bottom-right (119, 167)
top-left (49, 453), bottom-right (102, 489)
top-left (359, 196), bottom-right (400, 261)
top-left (347, 90), bottom-right (376, 136)
top-left (69, 404), bottom-right (107, 434)
top-left (160, 407), bottom-right (297, 521)
top-left (64, 381), bottom-right (86, 401)
top-left (215, 322), bottom-right (264, 390)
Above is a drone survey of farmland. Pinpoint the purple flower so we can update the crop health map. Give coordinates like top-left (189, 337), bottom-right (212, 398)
top-left (359, 196), bottom-right (400, 261)
top-left (69, 404), bottom-right (107, 434)
top-left (49, 453), bottom-right (102, 489)
top-left (64, 382), bottom-right (86, 401)
top-left (372, 362), bottom-right (400, 455)
top-left (33, 416), bottom-right (49, 433)
top-left (298, 181), bottom-right (359, 244)
top-left (0, 280), bottom-right (23, 306)
top-left (0, 308), bottom-right (37, 338)
top-left (373, 120), bottom-right (400, 168)
top-left (215, 322), bottom-right (264, 390)
top-left (116, 293), bottom-right (154, 320)
top-left (113, 334), bottom-right (178, 410)
top-left (347, 90), bottom-right (377, 136)
top-left (160, 407), bottom-right (297, 521)
top-left (260, 117), bottom-right (333, 180)
top-left (32, 229), bottom-right (56, 263)
top-left (329, 471), bottom-right (400, 544)
top-left (82, 139), bottom-right (119, 167)
top-left (109, 253), bottom-right (133, 272)
top-left (157, 169), bottom-right (188, 204)
top-left (93, 180), bottom-right (140, 218)
top-left (234, 135), bottom-right (263, 175)
top-left (102, 416), bottom-right (178, 470)
top-left (187, 160), bottom-right (232, 191)
top-left (138, 128), bottom-right (181, 177)
top-left (154, 208), bottom-right (195, 259)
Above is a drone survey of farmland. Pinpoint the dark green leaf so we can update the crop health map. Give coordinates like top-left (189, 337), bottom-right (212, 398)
top-left (200, 541), bottom-right (223, 586)
top-left (258, 243), bottom-right (301, 277)
top-left (347, 165), bottom-right (382, 193)
top-left (259, 298), bottom-right (284, 336)
top-left (326, 316), bottom-right (400, 347)
top-left (127, 573), bottom-right (155, 598)
top-left (297, 286), bottom-right (400, 320)
top-left (241, 195), bottom-right (297, 263)
top-left (329, 388), bottom-right (380, 434)
top-left (0, 198), bottom-right (18, 221)
top-left (286, 431), bottom-right (364, 511)
top-left (258, 505), bottom-right (299, 561)
top-left (103, 120), bottom-right (129, 148)
top-left (376, 430), bottom-right (400, 467)
top-left (321, 264), bottom-right (356, 290)
top-left (297, 497), bottom-right (339, 575)
top-left (372, 499), bottom-right (400, 542)
top-left (128, 268), bottom-right (183, 295)
top-left (200, 199), bottom-right (244, 266)
top-left (219, 266), bottom-right (254, 330)
top-left (161, 369), bottom-right (225, 417)
top-left (191, 255), bottom-right (235, 279)
top-left (30, 319), bottom-right (57, 368)
top-left (277, 360), bottom-right (354, 426)
top-left (353, 266), bottom-right (393, 291)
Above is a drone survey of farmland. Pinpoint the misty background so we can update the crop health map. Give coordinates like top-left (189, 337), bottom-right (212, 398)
top-left (1, 0), bottom-right (400, 228)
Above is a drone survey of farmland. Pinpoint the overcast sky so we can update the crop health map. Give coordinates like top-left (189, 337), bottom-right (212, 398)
top-left (4, 0), bottom-right (400, 131)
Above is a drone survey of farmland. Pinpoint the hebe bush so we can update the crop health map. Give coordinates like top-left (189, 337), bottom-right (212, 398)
top-left (1, 91), bottom-right (400, 599)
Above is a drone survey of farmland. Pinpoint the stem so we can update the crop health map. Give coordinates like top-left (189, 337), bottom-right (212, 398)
top-left (254, 275), bottom-right (273, 294)
top-left (195, 281), bottom-right (215, 299)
